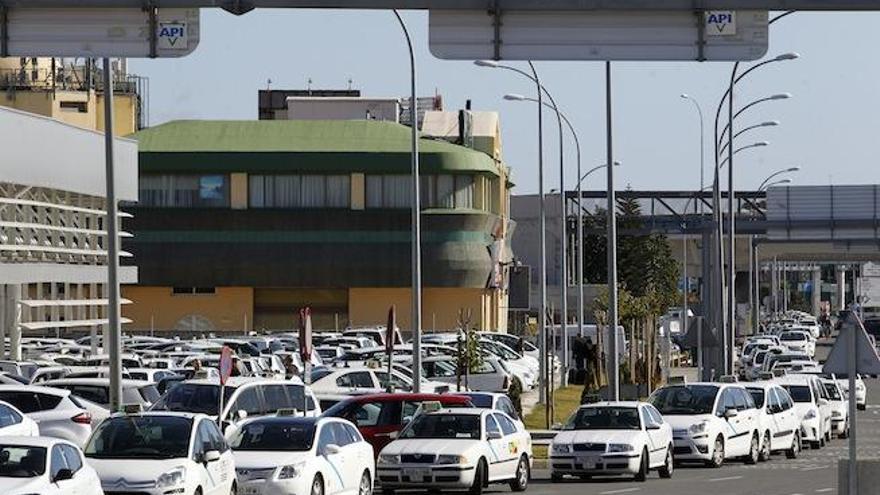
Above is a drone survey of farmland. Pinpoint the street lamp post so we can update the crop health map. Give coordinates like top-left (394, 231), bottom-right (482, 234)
top-left (680, 94), bottom-right (705, 203)
top-left (393, 10), bottom-right (422, 391)
top-left (605, 61), bottom-right (620, 401)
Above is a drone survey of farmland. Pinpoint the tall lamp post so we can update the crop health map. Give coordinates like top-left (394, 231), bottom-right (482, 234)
top-left (680, 94), bottom-right (706, 202)
top-left (713, 51), bottom-right (798, 374)
top-left (475, 60), bottom-right (556, 423)
top-left (393, 10), bottom-right (422, 391)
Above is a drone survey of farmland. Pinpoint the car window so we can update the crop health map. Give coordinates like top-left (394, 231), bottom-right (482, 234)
top-left (498, 397), bottom-right (519, 420)
top-left (332, 422), bottom-right (357, 446)
top-left (375, 372), bottom-right (410, 391)
top-left (230, 387), bottom-right (263, 416)
top-left (347, 402), bottom-right (384, 427)
top-left (473, 361), bottom-right (496, 374)
top-left (778, 389), bottom-right (794, 410)
top-left (193, 421), bottom-right (211, 459)
top-left (60, 445), bottom-right (83, 473)
top-left (49, 445), bottom-right (67, 480)
top-left (0, 391), bottom-right (42, 413)
top-left (717, 389), bottom-right (737, 415)
top-left (646, 405), bottom-right (664, 424)
top-left (765, 388), bottom-right (779, 412)
top-left (640, 407), bottom-right (652, 428)
top-left (138, 385), bottom-right (161, 404)
top-left (70, 386), bottom-right (109, 406)
top-left (0, 404), bottom-right (21, 428)
top-left (336, 372), bottom-right (374, 389)
top-left (737, 388), bottom-right (755, 410)
top-left (317, 424), bottom-right (335, 452)
top-left (343, 423), bottom-right (363, 443)
top-left (204, 420), bottom-right (229, 453)
top-left (485, 414), bottom-right (501, 437)
top-left (495, 413), bottom-right (516, 435)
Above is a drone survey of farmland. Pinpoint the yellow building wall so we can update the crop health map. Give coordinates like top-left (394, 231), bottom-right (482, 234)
top-left (230, 173), bottom-right (248, 209)
top-left (0, 89), bottom-right (136, 136)
top-left (1, 91), bottom-right (54, 119)
top-left (96, 93), bottom-right (138, 136)
top-left (351, 173), bottom-right (365, 210)
top-left (122, 286), bottom-right (254, 332)
top-left (349, 287), bottom-right (500, 332)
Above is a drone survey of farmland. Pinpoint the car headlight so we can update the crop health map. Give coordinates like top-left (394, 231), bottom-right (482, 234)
top-left (378, 454), bottom-right (401, 464)
top-left (689, 421), bottom-right (708, 435)
top-left (436, 454), bottom-right (468, 464)
top-left (156, 467), bottom-right (186, 488)
top-left (607, 444), bottom-right (634, 453)
top-left (551, 443), bottom-right (572, 454)
top-left (277, 461), bottom-right (307, 480)
top-left (804, 409), bottom-right (817, 420)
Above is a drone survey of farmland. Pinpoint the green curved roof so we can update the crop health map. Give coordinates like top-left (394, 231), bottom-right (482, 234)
top-left (133, 120), bottom-right (501, 176)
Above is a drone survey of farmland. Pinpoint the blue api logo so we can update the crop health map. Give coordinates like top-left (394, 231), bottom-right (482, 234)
top-left (157, 22), bottom-right (187, 49)
top-left (706, 11), bottom-right (736, 35)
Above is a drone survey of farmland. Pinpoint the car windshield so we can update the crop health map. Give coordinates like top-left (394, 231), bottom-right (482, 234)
top-left (565, 406), bottom-right (641, 430)
top-left (781, 333), bottom-right (806, 341)
top-left (781, 385), bottom-right (812, 403)
top-left (150, 383), bottom-right (234, 415)
top-left (746, 388), bottom-right (765, 408)
top-left (650, 385), bottom-right (718, 415)
top-left (823, 383), bottom-right (842, 400)
top-left (400, 413), bottom-right (480, 439)
top-left (465, 394), bottom-right (493, 408)
top-left (229, 421), bottom-right (316, 451)
top-left (85, 416), bottom-right (192, 459)
top-left (424, 360), bottom-right (457, 378)
top-left (0, 446), bottom-right (45, 478)
top-left (754, 352), bottom-right (768, 364)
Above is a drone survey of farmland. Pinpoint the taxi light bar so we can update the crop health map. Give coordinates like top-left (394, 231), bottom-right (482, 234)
top-left (718, 375), bottom-right (738, 383)
top-left (122, 404), bottom-right (143, 414)
top-left (758, 372), bottom-right (775, 380)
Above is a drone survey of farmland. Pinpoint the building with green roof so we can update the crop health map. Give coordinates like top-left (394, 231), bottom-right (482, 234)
top-left (122, 117), bottom-right (513, 332)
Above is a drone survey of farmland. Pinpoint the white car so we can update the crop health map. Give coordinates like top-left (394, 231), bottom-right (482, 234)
top-left (422, 357), bottom-right (514, 393)
top-left (377, 407), bottom-right (532, 495)
top-left (777, 374), bottom-right (832, 449)
top-left (41, 378), bottom-right (161, 409)
top-left (232, 415), bottom-right (374, 495)
top-left (85, 411), bottom-right (237, 495)
top-left (0, 400), bottom-right (39, 437)
top-left (778, 331), bottom-right (815, 357)
top-left (837, 374), bottom-right (867, 410)
top-left (549, 401), bottom-right (673, 482)
top-left (0, 386), bottom-right (93, 446)
top-left (0, 436), bottom-right (103, 495)
top-left (150, 377), bottom-right (321, 426)
top-left (311, 366), bottom-right (447, 396)
top-left (821, 378), bottom-right (849, 438)
top-left (649, 382), bottom-right (761, 467)
top-left (744, 382), bottom-right (801, 460)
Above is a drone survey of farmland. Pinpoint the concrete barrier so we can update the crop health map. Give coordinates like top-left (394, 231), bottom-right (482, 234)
top-left (837, 458), bottom-right (880, 495)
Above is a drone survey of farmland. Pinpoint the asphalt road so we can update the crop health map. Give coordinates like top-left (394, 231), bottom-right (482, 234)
top-left (519, 341), bottom-right (879, 495)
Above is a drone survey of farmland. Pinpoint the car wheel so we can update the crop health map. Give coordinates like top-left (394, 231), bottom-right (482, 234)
top-left (707, 436), bottom-right (724, 468)
top-left (359, 471), bottom-right (372, 495)
top-left (745, 433), bottom-right (759, 465)
top-left (634, 448), bottom-right (648, 482)
top-left (759, 431), bottom-right (771, 462)
top-left (469, 459), bottom-right (486, 495)
top-left (658, 445), bottom-right (673, 479)
top-left (786, 431), bottom-right (800, 459)
top-left (509, 455), bottom-right (529, 492)
top-left (311, 475), bottom-right (324, 495)
top-left (819, 433), bottom-right (826, 448)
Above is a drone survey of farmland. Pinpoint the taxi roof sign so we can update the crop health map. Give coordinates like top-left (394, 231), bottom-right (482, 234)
top-left (420, 401), bottom-right (442, 414)
top-left (122, 403), bottom-right (143, 414)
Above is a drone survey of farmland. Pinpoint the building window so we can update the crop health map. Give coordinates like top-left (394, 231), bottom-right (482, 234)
top-left (139, 175), bottom-right (230, 207)
top-left (249, 175), bottom-right (350, 208)
top-left (415, 174), bottom-right (480, 210)
top-left (366, 175), bottom-right (411, 208)
top-left (172, 287), bottom-right (216, 295)
top-left (59, 101), bottom-right (87, 113)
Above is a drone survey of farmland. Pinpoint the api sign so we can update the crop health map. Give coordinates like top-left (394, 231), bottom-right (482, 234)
top-left (706, 10), bottom-right (737, 36)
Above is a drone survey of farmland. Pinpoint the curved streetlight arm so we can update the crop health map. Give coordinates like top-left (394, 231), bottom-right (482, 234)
top-left (760, 179), bottom-right (792, 191)
top-left (757, 169), bottom-right (798, 190)
top-left (719, 142), bottom-right (768, 168)
top-left (717, 97), bottom-right (787, 149)
top-left (718, 121), bottom-right (779, 152)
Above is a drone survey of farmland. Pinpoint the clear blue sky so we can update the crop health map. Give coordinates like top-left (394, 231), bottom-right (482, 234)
top-left (130, 9), bottom-right (880, 194)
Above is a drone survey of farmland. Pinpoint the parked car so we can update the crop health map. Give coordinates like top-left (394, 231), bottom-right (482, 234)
top-left (744, 382), bottom-right (801, 460)
top-left (84, 411), bottom-right (236, 495)
top-left (422, 356), bottom-right (514, 393)
top-left (649, 382), bottom-right (761, 467)
top-left (458, 392), bottom-right (524, 429)
top-left (41, 378), bottom-right (160, 410)
top-left (322, 392), bottom-right (472, 455)
top-left (0, 400), bottom-right (39, 437)
top-left (0, 386), bottom-right (93, 446)
top-left (777, 374), bottom-right (832, 449)
top-left (231, 415), bottom-right (374, 495)
top-left (821, 378), bottom-right (850, 438)
top-left (0, 436), bottom-right (103, 495)
top-left (549, 401), bottom-right (673, 481)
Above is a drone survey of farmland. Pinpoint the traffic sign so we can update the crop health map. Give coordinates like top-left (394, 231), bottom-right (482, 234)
top-left (3, 7), bottom-right (200, 57)
top-left (219, 345), bottom-right (233, 386)
top-left (823, 314), bottom-right (880, 376)
top-left (429, 9), bottom-right (768, 61)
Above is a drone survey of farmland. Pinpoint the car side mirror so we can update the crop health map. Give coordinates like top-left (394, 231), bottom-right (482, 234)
top-left (324, 443), bottom-right (341, 455)
top-left (236, 410), bottom-right (248, 422)
top-left (818, 398), bottom-right (828, 406)
top-left (551, 422), bottom-right (563, 431)
top-left (53, 468), bottom-right (74, 483)
top-left (724, 408), bottom-right (738, 419)
top-left (204, 450), bottom-right (221, 463)
top-left (488, 430), bottom-right (503, 440)
top-left (646, 421), bottom-right (662, 430)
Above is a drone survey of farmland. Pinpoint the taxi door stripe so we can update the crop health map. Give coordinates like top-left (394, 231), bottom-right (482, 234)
top-left (326, 457), bottom-right (346, 488)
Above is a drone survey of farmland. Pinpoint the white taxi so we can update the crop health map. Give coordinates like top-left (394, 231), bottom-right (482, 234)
top-left (837, 374), bottom-right (867, 410)
top-left (377, 407), bottom-right (531, 495)
top-left (777, 374), bottom-right (832, 449)
top-left (744, 382), bottom-right (801, 460)
top-left (0, 436), bottom-right (103, 495)
top-left (549, 401), bottom-right (673, 482)
top-left (84, 411), bottom-right (237, 495)
top-left (649, 382), bottom-right (761, 467)
top-left (231, 414), bottom-right (374, 495)
top-left (821, 378), bottom-right (849, 438)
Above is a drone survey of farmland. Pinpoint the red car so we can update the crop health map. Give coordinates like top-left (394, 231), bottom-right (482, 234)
top-left (322, 393), bottom-right (472, 455)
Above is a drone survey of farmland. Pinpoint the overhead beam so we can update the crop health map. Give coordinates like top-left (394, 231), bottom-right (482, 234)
top-left (4, 0), bottom-right (880, 11)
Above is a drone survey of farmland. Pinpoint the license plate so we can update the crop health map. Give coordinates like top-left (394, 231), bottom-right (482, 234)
top-left (579, 457), bottom-right (598, 469)
top-left (403, 468), bottom-right (430, 481)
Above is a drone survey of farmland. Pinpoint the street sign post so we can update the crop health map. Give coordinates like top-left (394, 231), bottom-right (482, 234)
top-left (218, 345), bottom-right (233, 424)
top-left (1, 7), bottom-right (200, 57)
top-left (823, 311), bottom-right (880, 495)
top-left (428, 10), bottom-right (768, 61)
top-left (386, 305), bottom-right (396, 393)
